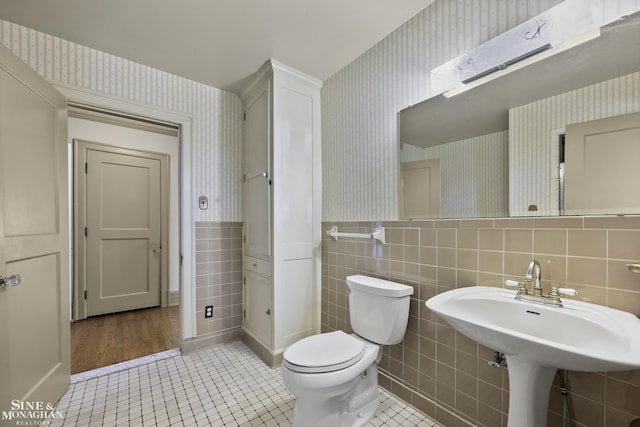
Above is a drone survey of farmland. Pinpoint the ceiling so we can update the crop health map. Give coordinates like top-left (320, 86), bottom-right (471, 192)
top-left (0, 0), bottom-right (435, 93)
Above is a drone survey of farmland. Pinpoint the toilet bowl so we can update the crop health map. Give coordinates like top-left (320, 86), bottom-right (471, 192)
top-left (281, 275), bottom-right (413, 427)
top-left (282, 331), bottom-right (380, 427)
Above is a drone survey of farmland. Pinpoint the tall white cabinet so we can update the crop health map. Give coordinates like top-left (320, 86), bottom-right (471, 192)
top-left (241, 60), bottom-right (322, 366)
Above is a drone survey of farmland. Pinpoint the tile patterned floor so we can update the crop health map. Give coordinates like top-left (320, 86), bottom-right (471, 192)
top-left (52, 341), bottom-right (439, 427)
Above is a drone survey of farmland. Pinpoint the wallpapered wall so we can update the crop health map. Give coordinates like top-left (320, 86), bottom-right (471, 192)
top-left (4, 0), bottom-right (638, 224)
top-left (423, 130), bottom-right (509, 218)
top-left (510, 71), bottom-right (640, 216)
top-left (321, 0), bottom-right (640, 221)
top-left (0, 18), bottom-right (243, 223)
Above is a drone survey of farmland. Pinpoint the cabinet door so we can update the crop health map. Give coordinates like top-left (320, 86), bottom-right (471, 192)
top-left (245, 272), bottom-right (272, 347)
top-left (243, 82), bottom-right (271, 257)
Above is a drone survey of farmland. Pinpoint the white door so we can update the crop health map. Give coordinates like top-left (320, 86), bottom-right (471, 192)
top-left (564, 111), bottom-right (640, 215)
top-left (0, 45), bottom-right (70, 411)
top-left (400, 159), bottom-right (442, 219)
top-left (78, 142), bottom-right (163, 317)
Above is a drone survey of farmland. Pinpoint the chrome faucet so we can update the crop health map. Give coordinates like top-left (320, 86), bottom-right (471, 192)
top-left (525, 259), bottom-right (542, 295)
top-left (504, 259), bottom-right (578, 307)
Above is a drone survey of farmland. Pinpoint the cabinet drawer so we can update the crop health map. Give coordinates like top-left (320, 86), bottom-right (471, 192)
top-left (244, 256), bottom-right (272, 277)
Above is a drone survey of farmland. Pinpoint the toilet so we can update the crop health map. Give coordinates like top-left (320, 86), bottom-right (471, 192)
top-left (281, 275), bottom-right (414, 427)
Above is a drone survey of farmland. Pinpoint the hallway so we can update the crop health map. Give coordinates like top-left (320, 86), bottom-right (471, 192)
top-left (71, 306), bottom-right (180, 374)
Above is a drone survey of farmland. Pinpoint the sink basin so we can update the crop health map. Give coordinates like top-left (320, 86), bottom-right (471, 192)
top-left (426, 285), bottom-right (640, 372)
top-left (426, 286), bottom-right (640, 427)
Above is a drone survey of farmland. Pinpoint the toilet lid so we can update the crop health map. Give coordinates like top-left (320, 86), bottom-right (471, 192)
top-left (283, 331), bottom-right (365, 374)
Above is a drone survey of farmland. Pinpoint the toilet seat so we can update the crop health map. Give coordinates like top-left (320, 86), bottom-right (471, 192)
top-left (283, 330), bottom-right (365, 374)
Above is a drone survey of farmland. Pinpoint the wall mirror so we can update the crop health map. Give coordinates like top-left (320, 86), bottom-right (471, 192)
top-left (398, 10), bottom-right (640, 219)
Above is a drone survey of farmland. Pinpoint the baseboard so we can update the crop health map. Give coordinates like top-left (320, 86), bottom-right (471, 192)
top-left (181, 327), bottom-right (241, 355)
top-left (168, 290), bottom-right (179, 306)
top-left (241, 329), bottom-right (283, 368)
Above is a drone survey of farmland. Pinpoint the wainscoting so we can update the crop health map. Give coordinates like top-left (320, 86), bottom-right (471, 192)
top-left (182, 222), bottom-right (243, 354)
top-left (322, 218), bottom-right (640, 427)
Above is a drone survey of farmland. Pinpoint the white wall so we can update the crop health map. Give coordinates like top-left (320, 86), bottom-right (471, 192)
top-left (0, 19), bottom-right (243, 222)
top-left (423, 131), bottom-right (509, 218)
top-left (321, 0), bottom-right (640, 221)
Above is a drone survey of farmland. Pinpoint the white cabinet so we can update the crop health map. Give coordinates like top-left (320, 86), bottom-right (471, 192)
top-left (241, 60), bottom-right (322, 366)
top-left (243, 84), bottom-right (271, 258)
top-left (244, 270), bottom-right (272, 346)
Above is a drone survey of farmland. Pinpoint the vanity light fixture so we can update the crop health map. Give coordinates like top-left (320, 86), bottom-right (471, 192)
top-left (442, 29), bottom-right (600, 99)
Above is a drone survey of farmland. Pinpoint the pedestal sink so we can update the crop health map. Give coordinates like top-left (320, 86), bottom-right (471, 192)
top-left (426, 286), bottom-right (640, 427)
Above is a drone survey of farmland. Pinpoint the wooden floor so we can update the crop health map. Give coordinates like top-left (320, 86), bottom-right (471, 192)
top-left (71, 306), bottom-right (180, 374)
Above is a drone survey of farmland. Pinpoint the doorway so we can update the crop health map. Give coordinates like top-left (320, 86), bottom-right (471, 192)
top-left (77, 142), bottom-right (166, 316)
top-left (70, 109), bottom-right (181, 374)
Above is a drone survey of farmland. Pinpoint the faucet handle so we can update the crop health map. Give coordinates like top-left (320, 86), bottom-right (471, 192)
top-left (505, 280), bottom-right (528, 294)
top-left (549, 287), bottom-right (578, 298)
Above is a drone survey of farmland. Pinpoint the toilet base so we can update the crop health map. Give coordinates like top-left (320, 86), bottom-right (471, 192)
top-left (290, 363), bottom-right (379, 427)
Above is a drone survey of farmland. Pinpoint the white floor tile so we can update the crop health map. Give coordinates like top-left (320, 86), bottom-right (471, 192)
top-left (53, 341), bottom-right (439, 426)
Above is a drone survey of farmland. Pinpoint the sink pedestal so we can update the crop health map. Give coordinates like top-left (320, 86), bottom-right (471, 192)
top-left (505, 356), bottom-right (557, 427)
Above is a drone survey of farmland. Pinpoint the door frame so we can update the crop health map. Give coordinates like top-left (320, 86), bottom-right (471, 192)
top-left (52, 81), bottom-right (196, 342)
top-left (75, 140), bottom-right (170, 318)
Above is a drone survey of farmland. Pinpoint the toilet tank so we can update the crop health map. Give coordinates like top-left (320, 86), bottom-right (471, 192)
top-left (346, 275), bottom-right (414, 345)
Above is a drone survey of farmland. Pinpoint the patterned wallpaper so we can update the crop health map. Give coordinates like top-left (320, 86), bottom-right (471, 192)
top-left (510, 71), bottom-right (640, 217)
top-left (0, 19), bottom-right (243, 222)
top-left (2, 0), bottom-right (638, 224)
top-left (423, 131), bottom-right (509, 218)
top-left (321, 0), bottom-right (640, 221)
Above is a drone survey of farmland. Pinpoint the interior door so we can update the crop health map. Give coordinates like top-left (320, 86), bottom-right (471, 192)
top-left (564, 111), bottom-right (640, 215)
top-left (400, 159), bottom-right (442, 219)
top-left (79, 143), bottom-right (162, 317)
top-left (0, 45), bottom-right (70, 411)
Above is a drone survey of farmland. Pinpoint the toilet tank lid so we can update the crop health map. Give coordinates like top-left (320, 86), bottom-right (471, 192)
top-left (346, 275), bottom-right (414, 297)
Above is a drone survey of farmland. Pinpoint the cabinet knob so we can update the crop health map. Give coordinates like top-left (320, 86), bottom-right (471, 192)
top-left (266, 309), bottom-right (271, 316)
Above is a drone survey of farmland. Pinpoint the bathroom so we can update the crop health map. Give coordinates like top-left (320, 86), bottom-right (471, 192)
top-left (1, 0), bottom-right (640, 426)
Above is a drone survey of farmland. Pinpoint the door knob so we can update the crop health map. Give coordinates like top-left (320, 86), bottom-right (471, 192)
top-left (0, 274), bottom-right (21, 289)
top-left (151, 244), bottom-right (160, 254)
